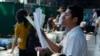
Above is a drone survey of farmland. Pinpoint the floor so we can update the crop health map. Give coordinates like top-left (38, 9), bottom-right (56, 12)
top-left (0, 33), bottom-right (97, 56)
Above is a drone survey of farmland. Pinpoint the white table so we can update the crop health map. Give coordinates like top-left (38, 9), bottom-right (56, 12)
top-left (46, 33), bottom-right (57, 43)
top-left (46, 31), bottom-right (64, 43)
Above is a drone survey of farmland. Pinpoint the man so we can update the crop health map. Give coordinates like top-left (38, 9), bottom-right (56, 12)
top-left (91, 9), bottom-right (98, 26)
top-left (57, 6), bottom-right (66, 31)
top-left (94, 17), bottom-right (100, 56)
top-left (95, 17), bottom-right (100, 35)
top-left (42, 5), bottom-right (87, 56)
top-left (92, 9), bottom-right (98, 23)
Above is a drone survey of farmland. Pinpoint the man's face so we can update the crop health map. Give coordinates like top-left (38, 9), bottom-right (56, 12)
top-left (62, 9), bottom-right (75, 28)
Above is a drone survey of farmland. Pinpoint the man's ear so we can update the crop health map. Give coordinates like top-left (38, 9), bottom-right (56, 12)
top-left (73, 17), bottom-right (78, 23)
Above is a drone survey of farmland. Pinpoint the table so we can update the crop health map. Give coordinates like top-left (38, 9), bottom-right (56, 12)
top-left (46, 31), bottom-right (64, 43)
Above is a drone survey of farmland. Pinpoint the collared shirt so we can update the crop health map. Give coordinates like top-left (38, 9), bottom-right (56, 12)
top-left (60, 26), bottom-right (87, 56)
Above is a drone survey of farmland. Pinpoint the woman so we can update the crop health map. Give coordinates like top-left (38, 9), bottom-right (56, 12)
top-left (11, 9), bottom-right (31, 56)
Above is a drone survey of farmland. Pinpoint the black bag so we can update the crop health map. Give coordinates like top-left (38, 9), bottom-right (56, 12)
top-left (26, 26), bottom-right (41, 54)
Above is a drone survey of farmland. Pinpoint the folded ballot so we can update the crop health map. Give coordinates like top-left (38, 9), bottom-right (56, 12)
top-left (26, 8), bottom-right (49, 49)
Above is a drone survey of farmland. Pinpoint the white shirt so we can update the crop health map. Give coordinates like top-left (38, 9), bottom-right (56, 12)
top-left (58, 12), bottom-right (65, 26)
top-left (93, 12), bottom-right (97, 22)
top-left (96, 17), bottom-right (100, 35)
top-left (60, 26), bottom-right (87, 56)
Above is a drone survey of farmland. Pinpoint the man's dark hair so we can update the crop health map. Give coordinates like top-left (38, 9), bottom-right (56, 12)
top-left (59, 5), bottom-right (66, 12)
top-left (67, 5), bottom-right (83, 25)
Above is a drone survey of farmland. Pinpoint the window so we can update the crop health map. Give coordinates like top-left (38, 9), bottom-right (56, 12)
top-left (28, 0), bottom-right (36, 3)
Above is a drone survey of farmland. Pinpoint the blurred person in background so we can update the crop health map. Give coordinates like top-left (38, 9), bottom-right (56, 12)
top-left (57, 6), bottom-right (66, 31)
top-left (47, 14), bottom-right (55, 32)
top-left (11, 9), bottom-right (32, 56)
top-left (91, 9), bottom-right (98, 26)
top-left (53, 14), bottom-right (60, 31)
top-left (95, 17), bottom-right (100, 40)
top-left (26, 13), bottom-right (41, 56)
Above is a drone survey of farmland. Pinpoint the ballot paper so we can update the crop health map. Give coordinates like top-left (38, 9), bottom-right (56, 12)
top-left (26, 8), bottom-right (49, 49)
top-left (34, 8), bottom-right (45, 28)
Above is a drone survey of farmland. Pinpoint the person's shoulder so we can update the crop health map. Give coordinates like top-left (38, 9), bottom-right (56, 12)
top-left (71, 27), bottom-right (84, 36)
top-left (15, 23), bottom-right (24, 28)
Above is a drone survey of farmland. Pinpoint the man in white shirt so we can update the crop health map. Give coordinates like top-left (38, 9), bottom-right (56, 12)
top-left (92, 9), bottom-right (98, 22)
top-left (57, 6), bottom-right (66, 31)
top-left (95, 16), bottom-right (100, 35)
top-left (91, 9), bottom-right (98, 26)
top-left (42, 5), bottom-right (87, 56)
